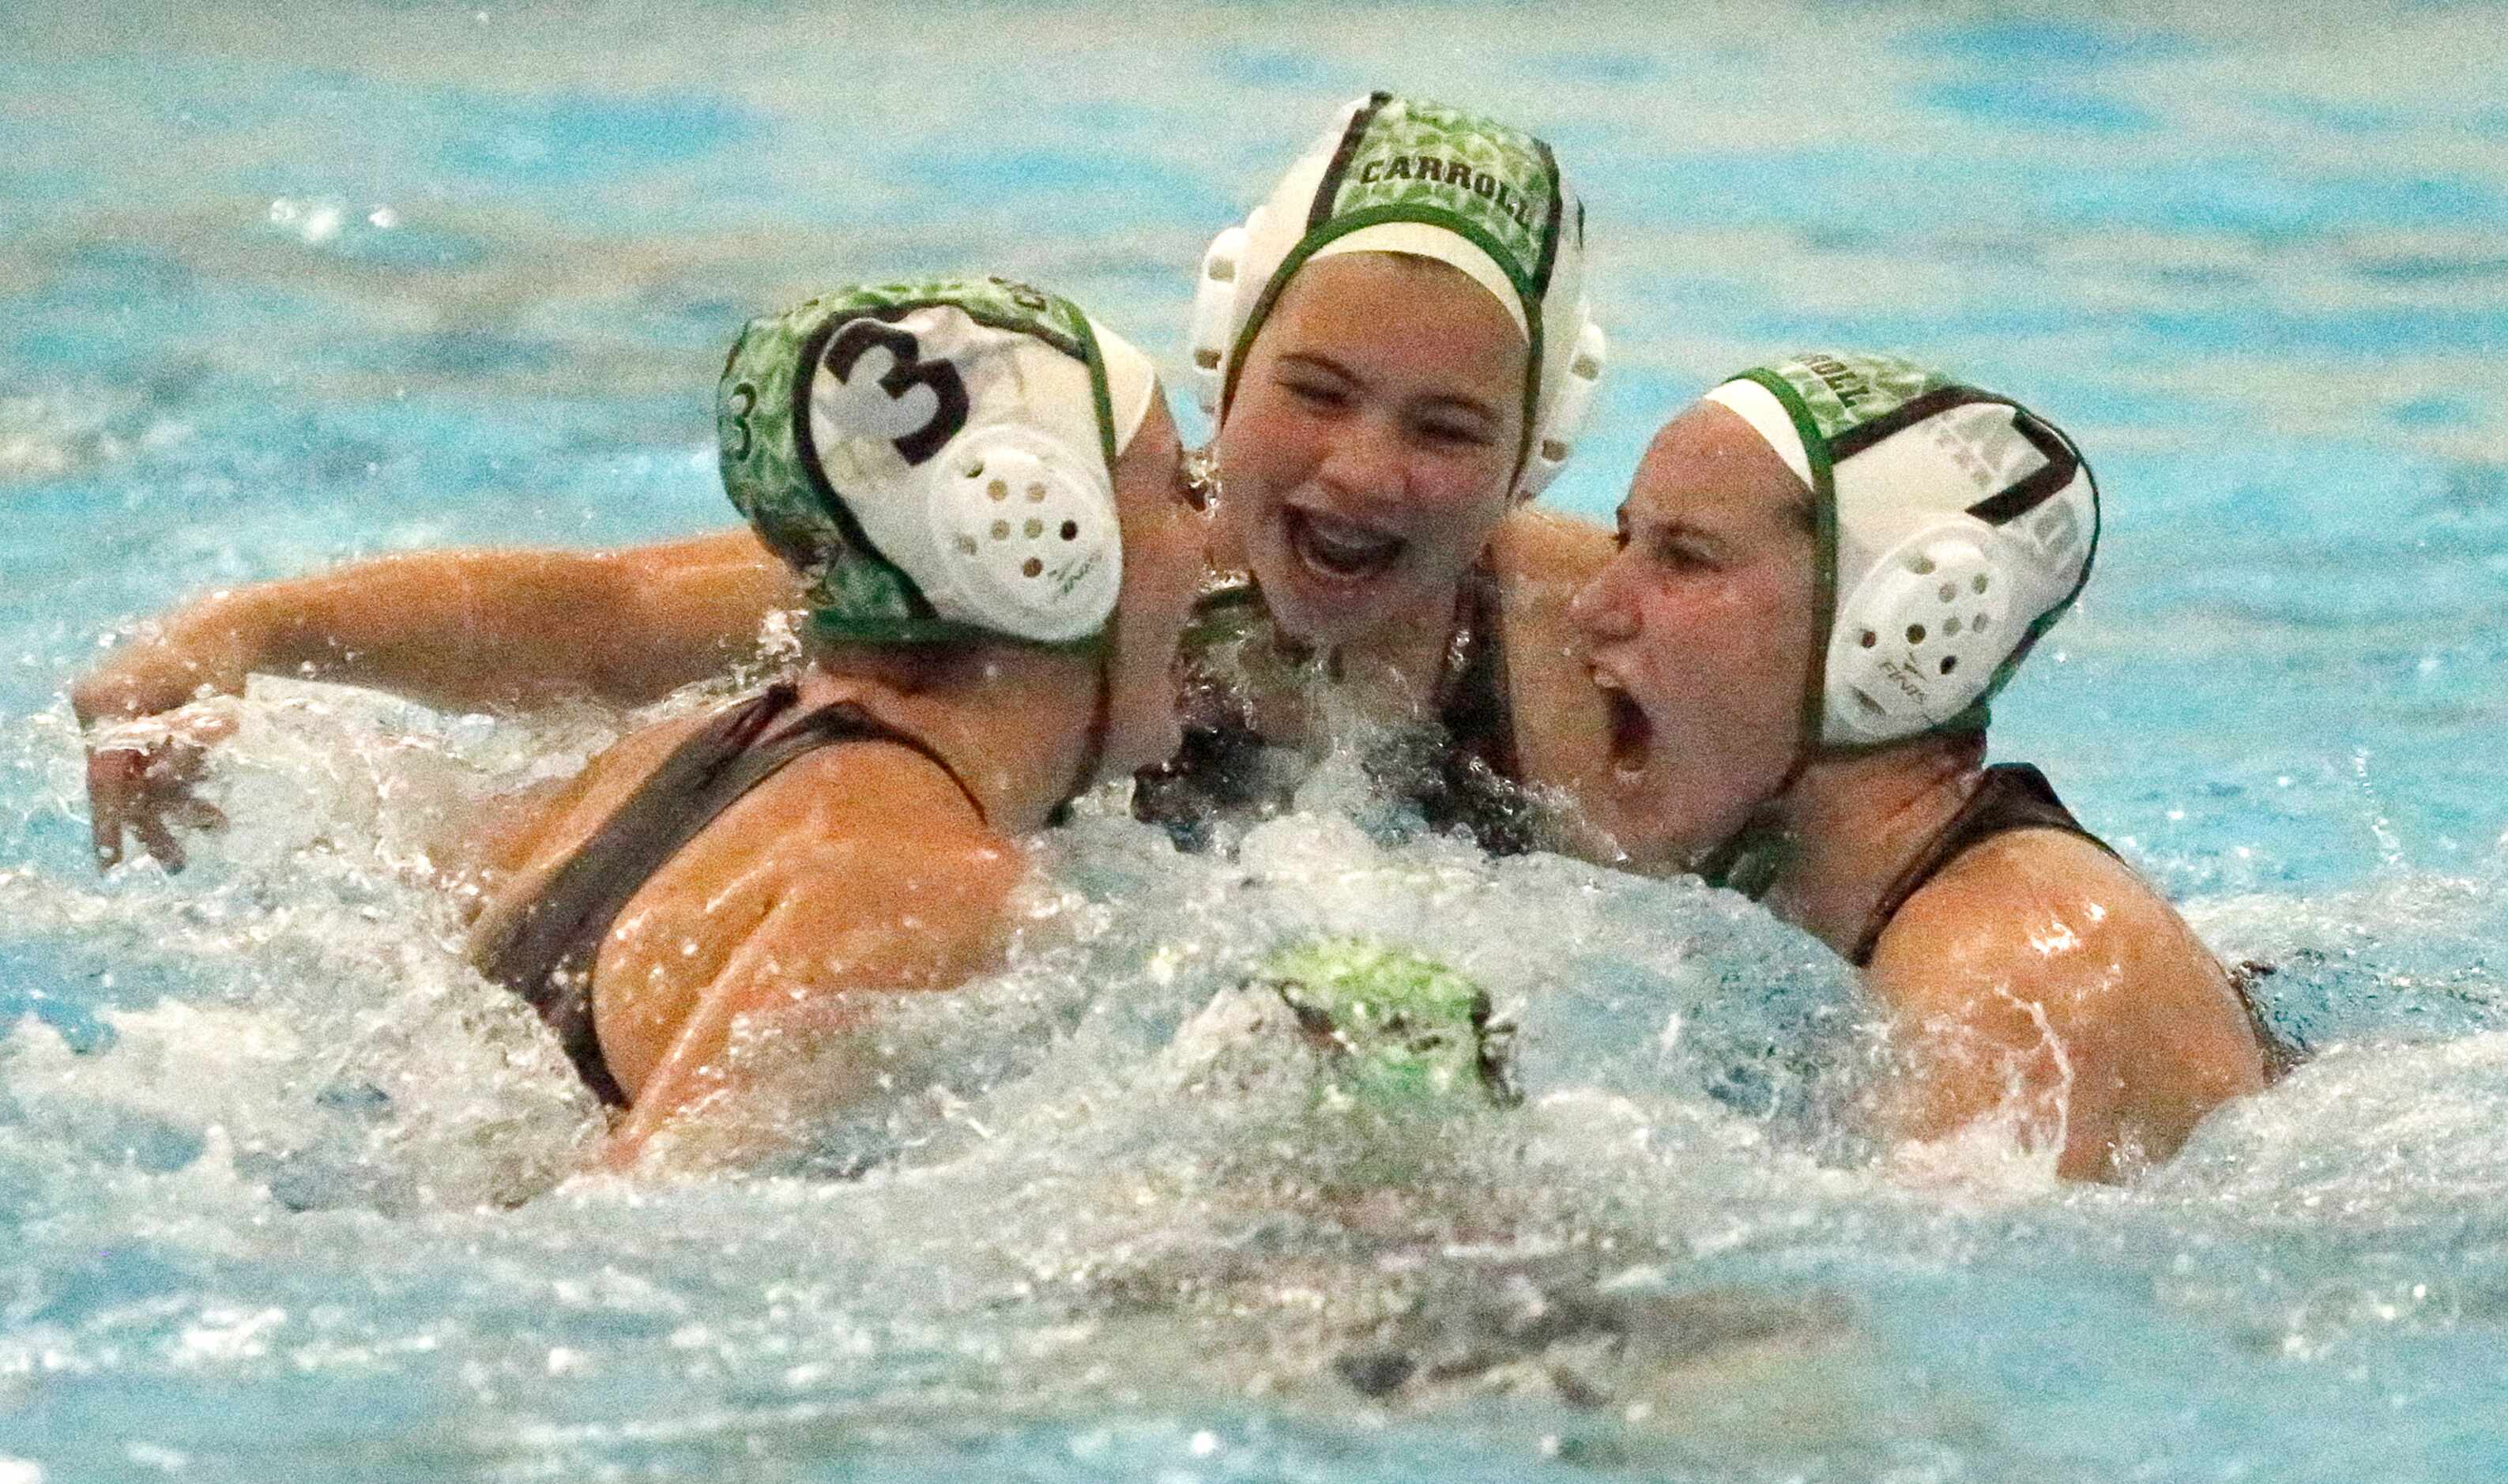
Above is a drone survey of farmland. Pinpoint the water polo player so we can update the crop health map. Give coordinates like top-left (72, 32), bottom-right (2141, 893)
top-left (1137, 90), bottom-right (1630, 859)
top-left (1572, 352), bottom-right (2282, 1180)
top-left (81, 278), bottom-right (1211, 1168)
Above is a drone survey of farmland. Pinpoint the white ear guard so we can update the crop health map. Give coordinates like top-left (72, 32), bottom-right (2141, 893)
top-left (1821, 401), bottom-right (2096, 747)
top-left (1821, 522), bottom-right (2018, 744)
top-left (764, 292), bottom-right (1147, 648)
top-left (914, 423), bottom-right (1122, 646)
top-left (1185, 221), bottom-right (1252, 420)
top-left (1518, 308), bottom-right (1606, 499)
top-left (1708, 356), bottom-right (2099, 750)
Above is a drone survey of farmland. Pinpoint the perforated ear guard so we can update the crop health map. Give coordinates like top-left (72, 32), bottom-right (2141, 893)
top-left (1185, 223), bottom-right (1252, 420)
top-left (917, 424), bottom-right (1121, 646)
top-left (740, 286), bottom-right (1141, 649)
top-left (1516, 307), bottom-right (1606, 499)
top-left (1821, 521), bottom-right (2017, 745)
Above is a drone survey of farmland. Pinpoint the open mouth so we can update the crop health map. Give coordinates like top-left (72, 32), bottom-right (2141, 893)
top-left (1286, 507), bottom-right (1406, 582)
top-left (1595, 669), bottom-right (1653, 779)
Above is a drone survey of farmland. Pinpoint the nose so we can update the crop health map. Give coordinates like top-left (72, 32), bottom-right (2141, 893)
top-left (1312, 410), bottom-right (1408, 505)
top-left (1570, 556), bottom-right (1635, 643)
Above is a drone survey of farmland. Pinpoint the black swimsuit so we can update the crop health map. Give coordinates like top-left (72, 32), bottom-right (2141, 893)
top-left (1845, 763), bottom-right (2295, 1075)
top-left (1410, 560), bottom-right (1535, 854)
top-left (470, 681), bottom-right (981, 1105)
top-left (1846, 763), bottom-right (2107, 967)
top-left (1133, 562), bottom-right (1534, 854)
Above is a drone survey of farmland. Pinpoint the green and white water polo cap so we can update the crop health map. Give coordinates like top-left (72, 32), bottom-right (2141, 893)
top-left (720, 276), bottom-right (1159, 646)
top-left (1706, 351), bottom-right (2099, 748)
top-left (1252, 935), bottom-right (1520, 1109)
top-left (1184, 91), bottom-right (1606, 498)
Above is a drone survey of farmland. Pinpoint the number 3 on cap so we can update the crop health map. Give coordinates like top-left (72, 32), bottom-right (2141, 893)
top-left (826, 321), bottom-right (972, 466)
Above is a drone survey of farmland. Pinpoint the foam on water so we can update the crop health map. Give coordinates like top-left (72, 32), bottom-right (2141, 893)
top-left (4, 680), bottom-right (2506, 1479)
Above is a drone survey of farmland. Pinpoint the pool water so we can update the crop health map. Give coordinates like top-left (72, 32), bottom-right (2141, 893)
top-left (3, 2), bottom-right (2506, 1479)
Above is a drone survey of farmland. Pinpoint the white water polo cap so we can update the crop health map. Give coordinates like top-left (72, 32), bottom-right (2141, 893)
top-left (1184, 91), bottom-right (1606, 499)
top-left (720, 277), bottom-right (1159, 647)
top-left (1704, 352), bottom-right (2099, 748)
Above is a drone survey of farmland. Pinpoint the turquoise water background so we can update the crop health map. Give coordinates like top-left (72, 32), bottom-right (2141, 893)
top-left (3, 2), bottom-right (2506, 1479)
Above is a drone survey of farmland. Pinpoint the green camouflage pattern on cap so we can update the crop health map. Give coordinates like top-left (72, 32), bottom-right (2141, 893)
top-left (1252, 936), bottom-right (1519, 1109)
top-left (717, 276), bottom-right (1098, 642)
top-left (1755, 350), bottom-right (1955, 449)
top-left (1322, 95), bottom-right (1561, 298)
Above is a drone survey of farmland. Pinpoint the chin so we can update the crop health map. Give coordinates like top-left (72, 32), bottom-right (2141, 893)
top-left (1588, 794), bottom-right (1677, 861)
top-left (1268, 594), bottom-right (1376, 650)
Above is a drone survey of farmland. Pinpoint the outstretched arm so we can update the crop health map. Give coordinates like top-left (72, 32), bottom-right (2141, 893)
top-left (73, 524), bottom-right (800, 867)
top-left (73, 525), bottom-right (796, 721)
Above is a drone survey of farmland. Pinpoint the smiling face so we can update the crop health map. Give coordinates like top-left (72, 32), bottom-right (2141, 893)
top-left (1569, 402), bottom-right (1825, 864)
top-left (1097, 393), bottom-right (1209, 777)
top-left (1213, 252), bottom-right (1528, 650)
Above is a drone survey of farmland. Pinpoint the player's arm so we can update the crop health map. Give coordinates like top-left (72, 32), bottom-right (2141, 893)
top-left (73, 526), bottom-right (800, 868)
top-left (73, 525), bottom-right (796, 723)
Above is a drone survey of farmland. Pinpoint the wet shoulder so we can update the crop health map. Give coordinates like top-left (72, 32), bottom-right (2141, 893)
top-left (1870, 825), bottom-right (2255, 1069)
top-left (1874, 826), bottom-right (2167, 986)
top-left (601, 740), bottom-right (1022, 996)
top-left (697, 738), bottom-right (1011, 887)
top-left (1488, 504), bottom-right (1614, 595)
top-left (1486, 506), bottom-right (1615, 806)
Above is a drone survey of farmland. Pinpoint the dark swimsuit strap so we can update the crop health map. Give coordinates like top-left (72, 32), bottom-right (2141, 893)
top-left (1843, 763), bottom-right (2300, 1079)
top-left (1847, 763), bottom-right (2115, 967)
top-left (475, 680), bottom-right (981, 1106)
top-left (1421, 556), bottom-right (1537, 854)
top-left (1433, 556), bottom-right (1519, 777)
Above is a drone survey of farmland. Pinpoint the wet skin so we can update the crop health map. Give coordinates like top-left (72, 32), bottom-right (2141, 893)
top-left (1571, 401), bottom-right (2272, 1181)
top-left (1199, 252), bottom-right (1624, 855)
top-left (1572, 403), bottom-right (1821, 865)
top-left (1214, 252), bottom-right (1527, 675)
top-left (463, 401), bottom-right (1209, 1167)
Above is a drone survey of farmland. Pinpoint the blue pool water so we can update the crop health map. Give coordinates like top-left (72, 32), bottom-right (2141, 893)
top-left (3, 2), bottom-right (2506, 1479)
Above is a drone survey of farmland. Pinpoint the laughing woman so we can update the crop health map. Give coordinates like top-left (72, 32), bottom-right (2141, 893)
top-left (1135, 92), bottom-right (1631, 861)
top-left (77, 94), bottom-right (1640, 872)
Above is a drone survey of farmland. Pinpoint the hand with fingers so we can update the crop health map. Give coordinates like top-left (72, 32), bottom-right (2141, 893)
top-left (71, 614), bottom-right (256, 872)
top-left (81, 709), bottom-right (237, 869)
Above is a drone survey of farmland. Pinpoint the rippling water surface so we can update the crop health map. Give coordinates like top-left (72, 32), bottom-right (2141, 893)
top-left (2, 2), bottom-right (2505, 1480)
